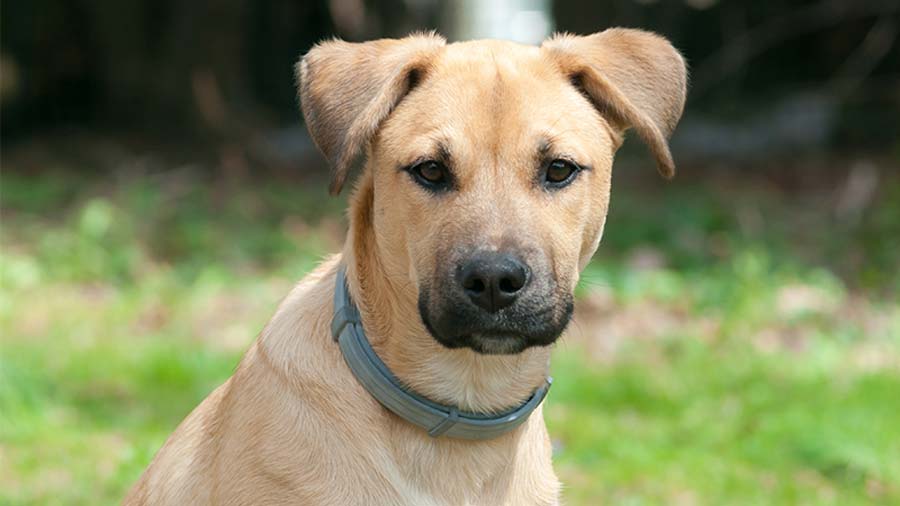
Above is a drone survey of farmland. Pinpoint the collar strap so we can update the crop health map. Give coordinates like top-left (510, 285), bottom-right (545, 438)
top-left (331, 266), bottom-right (552, 440)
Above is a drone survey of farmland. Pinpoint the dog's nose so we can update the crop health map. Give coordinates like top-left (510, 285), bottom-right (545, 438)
top-left (458, 253), bottom-right (530, 313)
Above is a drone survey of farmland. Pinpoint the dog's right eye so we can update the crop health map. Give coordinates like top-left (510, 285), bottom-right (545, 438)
top-left (408, 161), bottom-right (451, 191)
top-left (541, 159), bottom-right (582, 189)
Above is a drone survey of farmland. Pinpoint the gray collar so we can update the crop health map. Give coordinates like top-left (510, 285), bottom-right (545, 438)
top-left (331, 266), bottom-right (552, 440)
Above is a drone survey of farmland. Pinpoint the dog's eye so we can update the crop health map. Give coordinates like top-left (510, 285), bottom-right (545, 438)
top-left (409, 161), bottom-right (451, 190)
top-left (544, 159), bottom-right (580, 187)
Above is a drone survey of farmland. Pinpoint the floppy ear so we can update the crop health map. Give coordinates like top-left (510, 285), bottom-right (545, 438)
top-left (542, 28), bottom-right (687, 178)
top-left (297, 33), bottom-right (446, 194)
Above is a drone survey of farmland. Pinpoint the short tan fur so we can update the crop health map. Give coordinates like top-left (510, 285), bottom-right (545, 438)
top-left (126, 28), bottom-right (686, 506)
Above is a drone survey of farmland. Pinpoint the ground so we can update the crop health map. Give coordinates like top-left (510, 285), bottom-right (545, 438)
top-left (1, 149), bottom-right (898, 505)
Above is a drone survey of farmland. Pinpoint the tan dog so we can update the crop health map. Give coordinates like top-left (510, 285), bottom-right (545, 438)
top-left (126, 28), bottom-right (686, 505)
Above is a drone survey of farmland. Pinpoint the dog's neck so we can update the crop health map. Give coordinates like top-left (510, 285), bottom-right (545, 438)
top-left (341, 177), bottom-right (550, 414)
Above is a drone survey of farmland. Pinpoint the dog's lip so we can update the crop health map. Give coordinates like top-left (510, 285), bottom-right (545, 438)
top-left (434, 324), bottom-right (537, 344)
top-left (464, 333), bottom-right (529, 355)
top-left (418, 288), bottom-right (574, 353)
top-left (421, 307), bottom-right (569, 338)
top-left (469, 333), bottom-right (522, 341)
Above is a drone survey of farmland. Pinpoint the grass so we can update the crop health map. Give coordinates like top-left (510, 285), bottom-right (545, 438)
top-left (1, 163), bottom-right (899, 505)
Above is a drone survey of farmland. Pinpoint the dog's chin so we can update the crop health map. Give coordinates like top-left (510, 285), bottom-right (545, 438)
top-left (426, 330), bottom-right (538, 355)
top-left (465, 334), bottom-right (531, 355)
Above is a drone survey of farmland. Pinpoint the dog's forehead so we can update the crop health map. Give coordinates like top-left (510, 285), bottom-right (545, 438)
top-left (381, 39), bottom-right (604, 166)
top-left (439, 40), bottom-right (543, 72)
top-left (430, 41), bottom-right (557, 97)
top-left (411, 40), bottom-right (575, 123)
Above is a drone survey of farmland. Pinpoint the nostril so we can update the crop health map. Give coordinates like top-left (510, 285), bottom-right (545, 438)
top-left (498, 277), bottom-right (519, 294)
top-left (498, 261), bottom-right (528, 294)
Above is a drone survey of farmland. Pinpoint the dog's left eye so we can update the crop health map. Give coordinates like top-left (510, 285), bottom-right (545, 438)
top-left (409, 160), bottom-right (451, 190)
top-left (543, 159), bottom-right (581, 188)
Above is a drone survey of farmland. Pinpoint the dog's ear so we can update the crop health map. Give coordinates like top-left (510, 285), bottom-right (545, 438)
top-left (542, 29), bottom-right (687, 178)
top-left (297, 33), bottom-right (446, 194)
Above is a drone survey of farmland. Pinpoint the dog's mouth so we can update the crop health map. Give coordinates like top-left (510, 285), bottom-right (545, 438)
top-left (418, 292), bottom-right (573, 355)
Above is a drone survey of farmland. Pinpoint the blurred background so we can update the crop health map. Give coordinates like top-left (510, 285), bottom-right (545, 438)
top-left (1, 1), bottom-right (899, 504)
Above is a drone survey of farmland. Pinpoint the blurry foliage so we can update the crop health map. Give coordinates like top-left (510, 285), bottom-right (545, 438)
top-left (2, 160), bottom-right (898, 292)
top-left (1, 164), bottom-right (899, 504)
top-left (0, 172), bottom-right (345, 286)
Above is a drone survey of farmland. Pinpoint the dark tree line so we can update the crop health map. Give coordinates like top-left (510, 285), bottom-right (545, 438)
top-left (2, 0), bottom-right (897, 152)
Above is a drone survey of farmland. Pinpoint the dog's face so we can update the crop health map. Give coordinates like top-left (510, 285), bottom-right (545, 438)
top-left (299, 30), bottom-right (686, 355)
top-left (372, 42), bottom-right (614, 354)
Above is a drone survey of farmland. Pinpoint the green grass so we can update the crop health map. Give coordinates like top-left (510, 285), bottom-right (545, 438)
top-left (548, 345), bottom-right (900, 505)
top-left (1, 168), bottom-right (898, 505)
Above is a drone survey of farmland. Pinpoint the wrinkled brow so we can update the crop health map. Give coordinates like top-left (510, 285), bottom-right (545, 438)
top-left (535, 134), bottom-right (594, 171)
top-left (399, 138), bottom-right (453, 169)
top-left (536, 137), bottom-right (553, 160)
top-left (434, 140), bottom-right (452, 165)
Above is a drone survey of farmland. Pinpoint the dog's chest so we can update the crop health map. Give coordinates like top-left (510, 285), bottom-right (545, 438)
top-left (376, 425), bottom-right (557, 505)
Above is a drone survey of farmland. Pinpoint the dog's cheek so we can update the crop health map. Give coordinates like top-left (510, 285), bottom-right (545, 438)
top-left (578, 217), bottom-right (606, 273)
top-left (576, 170), bottom-right (612, 272)
top-left (371, 171), bottom-right (432, 287)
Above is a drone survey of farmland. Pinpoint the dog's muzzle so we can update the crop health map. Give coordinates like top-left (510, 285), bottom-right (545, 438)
top-left (419, 250), bottom-right (573, 354)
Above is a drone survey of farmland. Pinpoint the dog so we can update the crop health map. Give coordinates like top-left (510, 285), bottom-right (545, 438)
top-left (125, 28), bottom-right (686, 505)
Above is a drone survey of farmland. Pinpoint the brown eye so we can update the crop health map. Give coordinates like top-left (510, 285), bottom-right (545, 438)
top-left (545, 159), bottom-right (580, 186)
top-left (417, 161), bottom-right (445, 183)
top-left (409, 160), bottom-right (452, 191)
